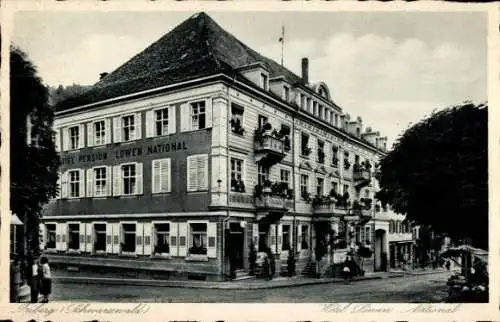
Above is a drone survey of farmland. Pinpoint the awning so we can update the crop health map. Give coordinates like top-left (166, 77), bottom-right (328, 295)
top-left (11, 213), bottom-right (23, 225)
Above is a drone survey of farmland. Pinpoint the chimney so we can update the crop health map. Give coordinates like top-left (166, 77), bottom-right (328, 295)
top-left (100, 72), bottom-right (109, 80)
top-left (301, 58), bottom-right (309, 84)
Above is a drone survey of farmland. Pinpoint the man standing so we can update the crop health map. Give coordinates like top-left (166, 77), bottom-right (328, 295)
top-left (30, 257), bottom-right (40, 303)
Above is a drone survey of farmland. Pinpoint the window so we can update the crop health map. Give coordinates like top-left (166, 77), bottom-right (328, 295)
top-left (318, 140), bottom-right (325, 163)
top-left (94, 167), bottom-right (107, 197)
top-left (331, 182), bottom-right (338, 193)
top-left (260, 73), bottom-right (268, 90)
top-left (46, 224), bottom-right (56, 249)
top-left (190, 101), bottom-right (206, 130)
top-left (69, 126), bottom-right (80, 150)
top-left (189, 223), bottom-right (207, 255)
top-left (187, 154), bottom-right (209, 192)
top-left (68, 223), bottom-right (80, 250)
top-left (301, 225), bottom-right (309, 249)
top-left (152, 158), bottom-right (171, 193)
top-left (280, 169), bottom-right (290, 188)
top-left (257, 165), bottom-right (270, 185)
top-left (301, 133), bottom-right (310, 156)
top-left (282, 225), bottom-right (291, 251)
top-left (230, 104), bottom-right (244, 134)
top-left (258, 115), bottom-right (268, 129)
top-left (343, 184), bottom-right (349, 195)
top-left (283, 86), bottom-right (290, 101)
top-left (122, 115), bottom-right (136, 142)
top-left (155, 108), bottom-right (169, 136)
top-left (122, 164), bottom-right (137, 195)
top-left (365, 226), bottom-right (371, 245)
top-left (332, 145), bottom-right (339, 166)
top-left (316, 177), bottom-right (324, 196)
top-left (94, 224), bottom-right (106, 252)
top-left (94, 121), bottom-right (106, 146)
top-left (121, 223), bottom-right (136, 253)
top-left (300, 174), bottom-right (309, 196)
top-left (230, 158), bottom-right (244, 192)
top-left (69, 170), bottom-right (80, 198)
top-left (154, 223), bottom-right (170, 255)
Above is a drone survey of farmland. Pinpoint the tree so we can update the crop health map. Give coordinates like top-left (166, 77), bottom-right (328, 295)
top-left (48, 84), bottom-right (91, 107)
top-left (376, 102), bottom-right (487, 249)
top-left (10, 46), bottom-right (60, 263)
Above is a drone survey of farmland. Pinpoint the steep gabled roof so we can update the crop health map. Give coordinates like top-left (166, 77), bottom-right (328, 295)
top-left (56, 12), bottom-right (305, 112)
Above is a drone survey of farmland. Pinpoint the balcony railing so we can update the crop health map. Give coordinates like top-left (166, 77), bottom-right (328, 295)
top-left (353, 167), bottom-right (371, 189)
top-left (255, 194), bottom-right (293, 210)
top-left (254, 133), bottom-right (286, 165)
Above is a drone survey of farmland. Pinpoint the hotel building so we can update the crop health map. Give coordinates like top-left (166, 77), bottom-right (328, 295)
top-left (41, 12), bottom-right (413, 280)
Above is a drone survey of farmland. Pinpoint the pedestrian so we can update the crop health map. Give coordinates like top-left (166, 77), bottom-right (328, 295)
top-left (39, 257), bottom-right (52, 303)
top-left (30, 257), bottom-right (40, 303)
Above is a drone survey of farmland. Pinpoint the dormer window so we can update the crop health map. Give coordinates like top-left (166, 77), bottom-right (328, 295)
top-left (260, 73), bottom-right (268, 90)
top-left (283, 86), bottom-right (290, 102)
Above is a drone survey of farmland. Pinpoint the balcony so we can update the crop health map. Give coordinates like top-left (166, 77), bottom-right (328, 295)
top-left (353, 166), bottom-right (371, 189)
top-left (255, 194), bottom-right (293, 211)
top-left (254, 132), bottom-right (286, 166)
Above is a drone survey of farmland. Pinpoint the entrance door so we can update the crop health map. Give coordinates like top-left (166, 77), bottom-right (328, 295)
top-left (229, 223), bottom-right (245, 270)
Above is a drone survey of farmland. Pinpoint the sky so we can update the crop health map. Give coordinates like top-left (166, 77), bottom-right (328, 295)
top-left (12, 10), bottom-right (488, 147)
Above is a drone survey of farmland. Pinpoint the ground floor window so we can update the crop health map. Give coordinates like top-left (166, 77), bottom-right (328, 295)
top-left (122, 223), bottom-right (136, 253)
top-left (94, 224), bottom-right (106, 252)
top-left (154, 223), bottom-right (170, 255)
top-left (46, 224), bottom-right (56, 249)
top-left (301, 225), bottom-right (309, 249)
top-left (282, 225), bottom-right (291, 251)
top-left (189, 223), bottom-right (207, 255)
top-left (68, 223), bottom-right (80, 250)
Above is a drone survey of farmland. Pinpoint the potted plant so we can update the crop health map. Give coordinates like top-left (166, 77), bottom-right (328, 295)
top-left (301, 191), bottom-right (312, 203)
top-left (230, 118), bottom-right (245, 135)
top-left (262, 122), bottom-right (272, 133)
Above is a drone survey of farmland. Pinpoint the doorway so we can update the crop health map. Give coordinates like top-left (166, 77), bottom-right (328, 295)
top-left (229, 223), bottom-right (245, 270)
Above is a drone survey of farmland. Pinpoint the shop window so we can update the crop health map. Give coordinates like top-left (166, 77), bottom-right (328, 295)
top-left (121, 223), bottom-right (136, 253)
top-left (301, 225), bottom-right (309, 250)
top-left (93, 120), bottom-right (106, 146)
top-left (189, 223), bottom-right (207, 255)
top-left (94, 167), bottom-right (108, 197)
top-left (46, 224), bottom-right (56, 249)
top-left (69, 170), bottom-right (81, 198)
top-left (190, 101), bottom-right (206, 130)
top-left (122, 115), bottom-right (136, 142)
top-left (154, 223), bottom-right (170, 255)
top-left (94, 224), bottom-right (106, 252)
top-left (69, 125), bottom-right (80, 150)
top-left (68, 223), bottom-right (80, 250)
top-left (155, 108), bottom-right (169, 136)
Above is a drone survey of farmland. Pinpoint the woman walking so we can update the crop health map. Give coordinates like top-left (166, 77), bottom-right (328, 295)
top-left (39, 257), bottom-right (52, 303)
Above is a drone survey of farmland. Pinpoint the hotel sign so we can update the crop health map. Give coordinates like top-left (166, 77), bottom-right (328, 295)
top-left (61, 141), bottom-right (188, 166)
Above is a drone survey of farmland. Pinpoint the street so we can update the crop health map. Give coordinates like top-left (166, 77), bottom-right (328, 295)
top-left (51, 272), bottom-right (451, 303)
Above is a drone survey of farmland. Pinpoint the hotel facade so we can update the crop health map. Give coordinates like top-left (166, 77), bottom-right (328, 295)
top-left (41, 12), bottom-right (414, 280)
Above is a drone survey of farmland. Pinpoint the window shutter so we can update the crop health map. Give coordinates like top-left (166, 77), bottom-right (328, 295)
top-left (198, 155), bottom-right (208, 191)
top-left (269, 224), bottom-right (276, 254)
top-left (146, 110), bottom-right (154, 138)
top-left (135, 223), bottom-right (144, 255)
top-left (62, 127), bottom-right (69, 151)
top-left (187, 156), bottom-right (198, 192)
top-left (55, 173), bottom-right (61, 199)
top-left (152, 160), bottom-right (160, 194)
top-left (178, 222), bottom-right (188, 257)
top-left (168, 105), bottom-right (176, 134)
top-left (106, 223), bottom-right (113, 253)
top-left (170, 222), bottom-right (179, 257)
top-left (60, 223), bottom-right (68, 251)
top-left (113, 117), bottom-right (122, 143)
top-left (54, 129), bottom-right (61, 152)
top-left (112, 223), bottom-right (121, 254)
top-left (277, 224), bottom-right (283, 253)
top-left (113, 165), bottom-right (122, 196)
top-left (87, 123), bottom-right (94, 147)
top-left (40, 224), bottom-right (46, 250)
top-left (143, 222), bottom-right (152, 256)
top-left (79, 169), bottom-right (85, 198)
top-left (160, 159), bottom-right (171, 193)
top-left (205, 99), bottom-right (213, 128)
top-left (86, 168), bottom-right (93, 198)
top-left (207, 222), bottom-right (217, 258)
top-left (180, 103), bottom-right (190, 132)
top-left (297, 224), bottom-right (302, 252)
top-left (79, 223), bottom-right (86, 252)
top-left (136, 162), bottom-right (143, 195)
top-left (61, 171), bottom-right (69, 199)
top-left (86, 223), bottom-right (93, 253)
top-left (135, 113), bottom-right (142, 140)
top-left (55, 223), bottom-right (61, 251)
top-left (252, 223), bottom-right (259, 248)
top-left (106, 166), bottom-right (112, 196)
top-left (78, 124), bottom-right (85, 149)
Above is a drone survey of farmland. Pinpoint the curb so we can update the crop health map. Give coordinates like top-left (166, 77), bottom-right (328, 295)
top-left (52, 273), bottom-right (406, 290)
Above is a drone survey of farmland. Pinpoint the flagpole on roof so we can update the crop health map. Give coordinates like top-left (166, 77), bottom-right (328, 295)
top-left (279, 25), bottom-right (285, 66)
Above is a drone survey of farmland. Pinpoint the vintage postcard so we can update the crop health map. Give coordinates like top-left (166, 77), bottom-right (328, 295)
top-left (0, 1), bottom-right (498, 321)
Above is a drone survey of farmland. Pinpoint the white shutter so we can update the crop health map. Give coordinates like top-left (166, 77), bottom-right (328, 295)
top-left (160, 159), bottom-right (171, 193)
top-left (252, 223), bottom-right (259, 248)
top-left (61, 171), bottom-right (69, 199)
top-left (79, 169), bottom-right (85, 198)
top-left (113, 117), bottom-right (122, 143)
top-left (135, 223), bottom-right (144, 255)
top-left (207, 222), bottom-right (217, 258)
top-left (113, 165), bottom-right (122, 196)
top-left (135, 113), bottom-right (142, 140)
top-left (86, 168), bottom-right (94, 198)
top-left (86, 223), bottom-right (93, 253)
top-left (55, 174), bottom-right (61, 199)
top-left (106, 223), bottom-right (113, 253)
top-left (277, 224), bottom-right (283, 253)
top-left (55, 223), bottom-right (61, 251)
top-left (40, 224), bottom-right (47, 250)
top-left (198, 155), bottom-right (208, 191)
top-left (87, 123), bottom-right (94, 147)
top-left (106, 166), bottom-right (112, 196)
top-left (170, 222), bottom-right (179, 257)
top-left (152, 160), bottom-right (161, 194)
top-left (78, 124), bottom-right (85, 149)
top-left (297, 224), bottom-right (302, 252)
top-left (146, 110), bottom-right (154, 138)
top-left (187, 156), bottom-right (198, 192)
top-left (79, 223), bottom-right (86, 252)
top-left (205, 99), bottom-right (213, 128)
top-left (143, 222), bottom-right (152, 256)
top-left (168, 105), bottom-right (176, 134)
top-left (136, 162), bottom-right (143, 195)
top-left (112, 223), bottom-right (121, 254)
top-left (62, 127), bottom-right (69, 151)
top-left (180, 103), bottom-right (190, 132)
top-left (178, 222), bottom-right (188, 257)
top-left (54, 129), bottom-right (61, 152)
top-left (60, 223), bottom-right (68, 251)
top-left (104, 119), bottom-right (111, 144)
top-left (270, 224), bottom-right (277, 254)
